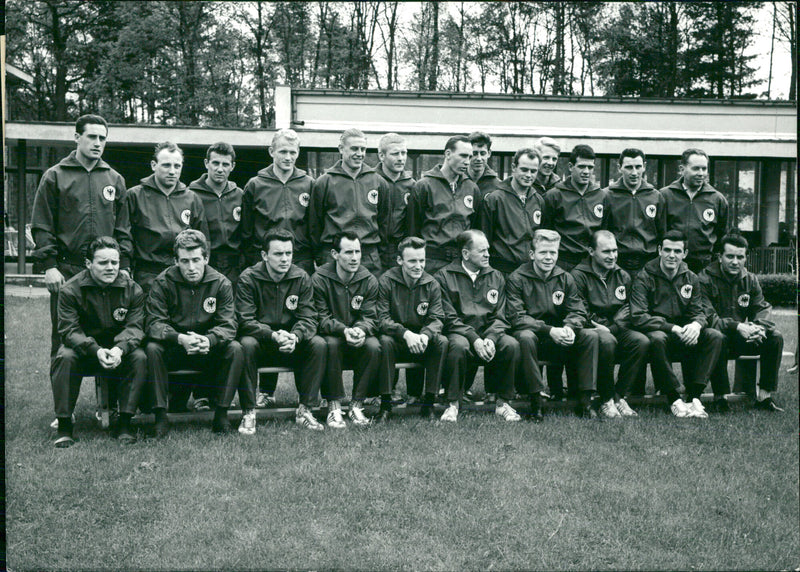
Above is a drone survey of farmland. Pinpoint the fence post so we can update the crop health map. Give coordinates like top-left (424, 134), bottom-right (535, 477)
top-left (16, 139), bottom-right (27, 274)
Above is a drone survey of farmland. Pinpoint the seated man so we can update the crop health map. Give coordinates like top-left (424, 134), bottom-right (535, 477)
top-left (629, 230), bottom-right (724, 418)
top-left (312, 232), bottom-right (381, 428)
top-left (51, 236), bottom-right (146, 447)
top-left (699, 233), bottom-right (784, 412)
top-left (377, 236), bottom-right (449, 419)
top-left (506, 230), bottom-right (599, 421)
top-left (145, 230), bottom-right (243, 436)
top-left (237, 229), bottom-right (327, 432)
top-left (571, 231), bottom-right (649, 418)
top-left (435, 230), bottom-right (521, 423)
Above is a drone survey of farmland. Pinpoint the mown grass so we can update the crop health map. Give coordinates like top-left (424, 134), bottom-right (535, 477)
top-left (4, 294), bottom-right (799, 571)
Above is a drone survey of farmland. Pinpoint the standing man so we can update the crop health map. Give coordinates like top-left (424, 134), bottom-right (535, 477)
top-left (237, 229), bottom-right (327, 432)
top-left (188, 142), bottom-right (243, 285)
top-left (309, 128), bottom-right (391, 275)
top-left (376, 132), bottom-right (415, 270)
top-left (479, 147), bottom-right (544, 275)
top-left (408, 135), bottom-right (480, 275)
top-left (50, 236), bottom-right (146, 447)
top-left (629, 230), bottom-right (725, 418)
top-left (145, 230), bottom-right (243, 436)
top-left (506, 230), bottom-right (599, 421)
top-left (32, 114), bottom-right (132, 357)
top-left (435, 230), bottom-right (521, 423)
top-left (241, 129), bottom-right (315, 276)
top-left (125, 141), bottom-right (208, 292)
top-left (312, 233), bottom-right (381, 427)
top-left (543, 144), bottom-right (606, 271)
top-left (661, 148), bottom-right (729, 273)
top-left (532, 137), bottom-right (562, 194)
top-left (467, 131), bottom-right (501, 200)
top-left (570, 231), bottom-right (649, 418)
top-left (377, 236), bottom-right (449, 419)
top-left (699, 233), bottom-right (784, 412)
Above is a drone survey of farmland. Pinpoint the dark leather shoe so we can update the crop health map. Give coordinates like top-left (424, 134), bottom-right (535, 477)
top-left (529, 396), bottom-right (544, 423)
top-left (419, 405), bottom-right (434, 419)
top-left (376, 409), bottom-right (392, 423)
top-left (754, 398), bottom-right (784, 412)
top-left (118, 429), bottom-right (137, 444)
top-left (577, 404), bottom-right (599, 419)
top-left (212, 415), bottom-right (232, 433)
top-left (154, 412), bottom-right (169, 438)
top-left (706, 398), bottom-right (731, 413)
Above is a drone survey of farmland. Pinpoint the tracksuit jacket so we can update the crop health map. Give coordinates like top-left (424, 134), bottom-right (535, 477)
top-left (408, 166), bottom-right (480, 258)
top-left (601, 179), bottom-right (666, 260)
top-left (375, 164), bottom-right (415, 250)
top-left (311, 262), bottom-right (379, 336)
top-left (31, 150), bottom-right (132, 268)
top-left (629, 258), bottom-right (707, 333)
top-left (435, 261), bottom-right (509, 344)
top-left (377, 267), bottom-right (445, 341)
top-left (543, 177), bottom-right (607, 262)
top-left (532, 171), bottom-right (561, 195)
top-left (698, 260), bottom-right (776, 335)
top-left (505, 262), bottom-right (587, 334)
top-left (471, 166), bottom-right (501, 199)
top-left (308, 161), bottom-right (391, 257)
top-left (145, 265), bottom-right (236, 348)
top-left (478, 178), bottom-right (544, 271)
top-left (187, 174), bottom-right (243, 257)
top-left (235, 262), bottom-right (317, 343)
top-left (660, 178), bottom-right (729, 262)
top-left (125, 174), bottom-right (209, 270)
top-left (570, 259), bottom-right (632, 327)
top-left (241, 165), bottom-right (314, 265)
top-left (58, 269), bottom-right (145, 358)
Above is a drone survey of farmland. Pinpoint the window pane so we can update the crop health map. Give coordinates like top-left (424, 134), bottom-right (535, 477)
top-left (662, 159), bottom-right (680, 186)
top-left (713, 160), bottom-right (736, 203)
top-left (736, 161), bottom-right (757, 231)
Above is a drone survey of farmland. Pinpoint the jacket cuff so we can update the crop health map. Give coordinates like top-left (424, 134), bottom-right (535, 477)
top-left (88, 342), bottom-right (102, 358)
top-left (206, 333), bottom-right (218, 348)
top-left (541, 325), bottom-right (553, 335)
top-left (465, 330), bottom-right (480, 345)
top-left (165, 331), bottom-right (180, 344)
top-left (291, 327), bottom-right (305, 343)
top-left (44, 256), bottom-right (58, 270)
top-left (662, 323), bottom-right (676, 334)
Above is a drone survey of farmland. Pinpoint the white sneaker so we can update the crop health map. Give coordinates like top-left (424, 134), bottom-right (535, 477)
top-left (441, 404), bottom-right (459, 422)
top-left (495, 402), bottom-right (521, 422)
top-left (600, 399), bottom-right (622, 419)
top-left (238, 409), bottom-right (257, 435)
top-left (327, 409), bottom-right (347, 429)
top-left (295, 406), bottom-right (324, 431)
top-left (671, 398), bottom-right (691, 418)
top-left (688, 398), bottom-right (709, 419)
top-left (615, 398), bottom-right (638, 417)
top-left (50, 414), bottom-right (76, 430)
top-left (256, 392), bottom-right (276, 408)
top-left (348, 406), bottom-right (371, 427)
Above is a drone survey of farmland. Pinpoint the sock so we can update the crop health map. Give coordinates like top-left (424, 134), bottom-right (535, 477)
top-left (665, 390), bottom-right (681, 404)
top-left (58, 417), bottom-right (73, 435)
top-left (449, 401), bottom-right (459, 410)
top-left (119, 412), bottom-right (133, 432)
top-left (154, 408), bottom-right (167, 423)
top-left (757, 388), bottom-right (771, 401)
top-left (530, 393), bottom-right (542, 410)
top-left (496, 398), bottom-right (507, 408)
top-left (380, 394), bottom-right (392, 410)
top-left (214, 406), bottom-right (228, 419)
top-left (422, 392), bottom-right (435, 406)
top-left (351, 400), bottom-right (363, 410)
top-left (580, 391), bottom-right (593, 407)
top-left (329, 400), bottom-right (341, 411)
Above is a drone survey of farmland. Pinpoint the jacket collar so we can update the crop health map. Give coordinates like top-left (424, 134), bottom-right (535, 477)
top-left (443, 259), bottom-right (494, 278)
top-left (607, 178), bottom-right (655, 193)
top-left (315, 260), bottom-right (372, 284)
top-left (256, 164), bottom-right (308, 182)
top-left (250, 261), bottom-right (305, 283)
top-left (704, 259), bottom-right (745, 282)
top-left (497, 178), bottom-right (538, 200)
top-left (188, 174), bottom-right (238, 196)
top-left (59, 150), bottom-right (111, 171)
top-left (666, 177), bottom-right (717, 196)
top-left (643, 257), bottom-right (690, 280)
top-left (384, 266), bottom-right (435, 287)
top-left (165, 263), bottom-right (221, 285)
top-left (139, 174), bottom-right (188, 195)
top-left (77, 268), bottom-right (127, 288)
top-left (325, 160), bottom-right (377, 178)
top-left (422, 164), bottom-right (469, 186)
top-left (517, 260), bottom-right (566, 281)
top-left (554, 176), bottom-right (601, 194)
top-left (376, 163), bottom-right (413, 183)
top-left (573, 258), bottom-right (622, 280)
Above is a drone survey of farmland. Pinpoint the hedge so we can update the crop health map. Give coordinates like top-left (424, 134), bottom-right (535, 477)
top-left (756, 274), bottom-right (798, 307)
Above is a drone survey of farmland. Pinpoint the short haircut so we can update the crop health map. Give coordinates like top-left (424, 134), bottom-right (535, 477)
top-left (332, 231), bottom-right (360, 252)
top-left (340, 128), bottom-right (366, 146)
top-left (661, 229), bottom-right (687, 247)
top-left (681, 148), bottom-right (709, 165)
top-left (468, 131), bottom-right (492, 150)
top-left (720, 232), bottom-right (749, 251)
top-left (174, 229), bottom-right (208, 258)
top-left (271, 128), bottom-right (300, 148)
top-left (153, 141), bottom-right (183, 162)
top-left (379, 133), bottom-right (406, 154)
top-left (397, 236), bottom-right (426, 257)
top-left (512, 147), bottom-right (541, 168)
top-left (534, 137), bottom-right (561, 156)
top-left (262, 228), bottom-right (295, 253)
top-left (590, 230), bottom-right (616, 250)
top-left (569, 144), bottom-right (596, 163)
top-left (445, 135), bottom-right (470, 153)
top-left (85, 236), bottom-right (120, 261)
top-left (531, 229), bottom-right (561, 251)
top-left (206, 142), bottom-right (236, 161)
top-left (457, 229), bottom-right (486, 252)
top-left (619, 148), bottom-right (646, 164)
top-left (75, 114), bottom-right (108, 136)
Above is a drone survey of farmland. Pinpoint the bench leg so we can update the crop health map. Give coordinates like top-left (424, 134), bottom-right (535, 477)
top-left (95, 376), bottom-right (110, 429)
top-left (733, 360), bottom-right (758, 395)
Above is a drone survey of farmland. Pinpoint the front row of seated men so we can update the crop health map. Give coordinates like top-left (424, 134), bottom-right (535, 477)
top-left (51, 226), bottom-right (783, 447)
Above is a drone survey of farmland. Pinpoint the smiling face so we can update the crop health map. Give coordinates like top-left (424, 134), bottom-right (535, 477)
top-left (462, 233), bottom-right (490, 271)
top-left (658, 239), bottom-right (687, 273)
top-left (590, 234), bottom-right (618, 272)
top-left (569, 157), bottom-right (595, 187)
top-left (680, 153), bottom-right (708, 189)
top-left (333, 237), bottom-right (362, 276)
top-left (398, 246), bottom-right (426, 282)
top-left (531, 239), bottom-right (559, 275)
top-left (512, 154), bottom-right (540, 190)
top-left (470, 143), bottom-right (491, 173)
top-left (538, 146), bottom-right (559, 176)
top-left (176, 246), bottom-right (208, 284)
top-left (75, 123), bottom-right (108, 163)
top-left (152, 149), bottom-right (183, 191)
top-left (204, 152), bottom-right (235, 187)
top-left (269, 137), bottom-right (299, 174)
top-left (339, 135), bottom-right (367, 171)
top-left (86, 247), bottom-right (120, 285)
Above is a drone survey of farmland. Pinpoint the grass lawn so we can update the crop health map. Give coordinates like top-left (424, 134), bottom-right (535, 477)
top-left (4, 294), bottom-right (799, 571)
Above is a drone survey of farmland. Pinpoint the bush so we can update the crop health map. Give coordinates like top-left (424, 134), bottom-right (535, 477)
top-left (756, 274), bottom-right (798, 307)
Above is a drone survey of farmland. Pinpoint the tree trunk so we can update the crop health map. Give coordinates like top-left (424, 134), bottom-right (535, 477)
top-left (427, 1), bottom-right (439, 90)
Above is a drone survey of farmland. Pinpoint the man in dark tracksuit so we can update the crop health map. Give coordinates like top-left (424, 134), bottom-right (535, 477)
top-left (532, 137), bottom-right (562, 195)
top-left (629, 230), bottom-right (725, 418)
top-left (125, 142), bottom-right (209, 293)
top-left (241, 129), bottom-right (315, 276)
top-left (661, 148), bottom-right (729, 273)
top-left (312, 233), bottom-right (381, 427)
top-left (378, 237), bottom-right (448, 419)
top-left (478, 147), bottom-right (544, 275)
top-left (237, 229), bottom-right (327, 431)
top-left (309, 128), bottom-right (391, 275)
top-left (145, 230), bottom-right (243, 436)
top-left (570, 231), bottom-right (649, 418)
top-left (51, 236), bottom-right (146, 447)
top-left (467, 131), bottom-right (501, 201)
top-left (699, 234), bottom-right (784, 412)
top-left (506, 229), bottom-right (599, 420)
top-left (408, 136), bottom-right (481, 276)
top-left (188, 142), bottom-right (243, 286)
top-left (31, 114), bottom-right (132, 357)
top-left (435, 230), bottom-right (521, 423)
top-left (376, 133), bottom-right (416, 270)
top-left (543, 144), bottom-right (606, 271)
